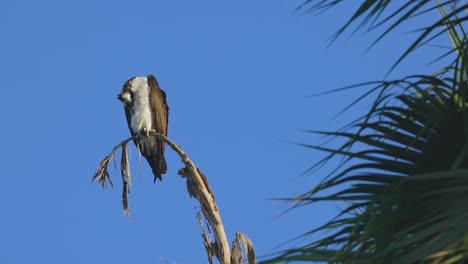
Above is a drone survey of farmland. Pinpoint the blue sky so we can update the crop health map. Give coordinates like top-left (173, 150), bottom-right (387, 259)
top-left (2, 1), bottom-right (445, 263)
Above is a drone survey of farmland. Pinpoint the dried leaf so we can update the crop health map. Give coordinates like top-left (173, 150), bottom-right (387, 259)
top-left (121, 143), bottom-right (131, 192)
top-left (113, 156), bottom-right (117, 171)
top-left (92, 153), bottom-right (114, 189)
top-left (120, 143), bottom-right (131, 217)
top-left (122, 180), bottom-right (130, 217)
top-left (198, 211), bottom-right (214, 264)
top-left (231, 232), bottom-right (256, 264)
top-left (197, 168), bottom-right (215, 203)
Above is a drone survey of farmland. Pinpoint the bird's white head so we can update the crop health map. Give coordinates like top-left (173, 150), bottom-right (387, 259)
top-left (118, 76), bottom-right (148, 107)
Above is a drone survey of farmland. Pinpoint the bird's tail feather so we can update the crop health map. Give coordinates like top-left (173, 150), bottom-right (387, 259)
top-left (146, 141), bottom-right (167, 182)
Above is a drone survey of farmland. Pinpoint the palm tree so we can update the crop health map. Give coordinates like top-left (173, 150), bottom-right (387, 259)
top-left (264, 1), bottom-right (468, 263)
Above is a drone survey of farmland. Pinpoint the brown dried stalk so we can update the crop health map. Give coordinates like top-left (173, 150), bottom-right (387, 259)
top-left (92, 131), bottom-right (236, 263)
top-left (120, 143), bottom-right (131, 217)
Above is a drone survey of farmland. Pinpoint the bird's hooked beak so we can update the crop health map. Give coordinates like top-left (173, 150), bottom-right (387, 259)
top-left (117, 92), bottom-right (132, 106)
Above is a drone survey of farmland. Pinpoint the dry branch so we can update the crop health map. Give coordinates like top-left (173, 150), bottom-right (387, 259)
top-left (92, 131), bottom-right (240, 263)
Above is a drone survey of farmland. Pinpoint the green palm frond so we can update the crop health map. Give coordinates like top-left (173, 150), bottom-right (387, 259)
top-left (261, 2), bottom-right (468, 263)
top-left (299, 0), bottom-right (468, 72)
top-left (264, 68), bottom-right (468, 263)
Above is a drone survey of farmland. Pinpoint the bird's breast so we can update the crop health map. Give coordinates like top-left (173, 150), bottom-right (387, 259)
top-left (131, 97), bottom-right (153, 134)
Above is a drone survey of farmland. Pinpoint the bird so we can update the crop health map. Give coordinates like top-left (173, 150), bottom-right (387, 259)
top-left (117, 74), bottom-right (169, 182)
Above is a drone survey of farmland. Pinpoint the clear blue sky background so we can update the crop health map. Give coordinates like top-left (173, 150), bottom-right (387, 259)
top-left (2, 1), bottom-right (445, 263)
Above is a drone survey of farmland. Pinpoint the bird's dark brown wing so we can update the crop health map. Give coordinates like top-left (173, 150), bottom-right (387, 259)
top-left (147, 75), bottom-right (169, 137)
top-left (160, 89), bottom-right (169, 136)
top-left (146, 74), bottom-right (169, 180)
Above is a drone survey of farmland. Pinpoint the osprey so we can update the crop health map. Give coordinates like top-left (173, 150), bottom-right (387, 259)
top-left (117, 75), bottom-right (169, 182)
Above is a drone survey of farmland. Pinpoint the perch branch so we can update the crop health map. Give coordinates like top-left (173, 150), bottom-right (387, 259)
top-left (93, 131), bottom-right (231, 264)
top-left (154, 131), bottom-right (231, 264)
